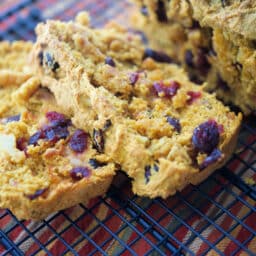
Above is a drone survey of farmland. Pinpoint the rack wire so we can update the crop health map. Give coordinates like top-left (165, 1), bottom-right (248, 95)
top-left (0, 1), bottom-right (255, 255)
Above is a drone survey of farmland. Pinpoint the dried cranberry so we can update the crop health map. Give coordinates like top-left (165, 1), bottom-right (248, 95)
top-left (89, 158), bottom-right (106, 169)
top-left (6, 114), bottom-right (20, 123)
top-left (144, 48), bottom-right (173, 63)
top-left (46, 111), bottom-right (66, 123)
top-left (70, 166), bottom-right (91, 180)
top-left (192, 120), bottom-right (220, 154)
top-left (187, 91), bottom-right (202, 104)
top-left (26, 188), bottom-right (47, 200)
top-left (199, 148), bottom-right (223, 170)
top-left (69, 129), bottom-right (88, 153)
top-left (105, 56), bottom-right (116, 67)
top-left (16, 137), bottom-right (27, 151)
top-left (156, 0), bottom-right (168, 22)
top-left (167, 116), bottom-right (181, 133)
top-left (129, 72), bottom-right (139, 86)
top-left (28, 131), bottom-right (43, 146)
top-left (145, 165), bottom-right (151, 184)
top-left (43, 124), bottom-right (69, 142)
top-left (93, 129), bottom-right (104, 153)
top-left (153, 81), bottom-right (180, 98)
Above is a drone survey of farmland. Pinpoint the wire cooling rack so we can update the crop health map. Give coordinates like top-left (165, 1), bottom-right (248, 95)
top-left (0, 1), bottom-right (256, 255)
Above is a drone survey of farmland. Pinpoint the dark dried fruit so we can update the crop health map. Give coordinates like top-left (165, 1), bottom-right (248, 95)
top-left (192, 120), bottom-right (220, 154)
top-left (187, 91), bottom-right (202, 104)
top-left (185, 50), bottom-right (194, 67)
top-left (217, 75), bottom-right (230, 91)
top-left (167, 116), bottom-right (181, 133)
top-left (26, 188), bottom-right (47, 200)
top-left (145, 165), bottom-right (151, 184)
top-left (153, 164), bottom-right (159, 172)
top-left (38, 51), bottom-right (43, 66)
top-left (196, 48), bottom-right (211, 75)
top-left (140, 6), bottom-right (148, 16)
top-left (153, 81), bottom-right (180, 98)
top-left (44, 124), bottom-right (69, 142)
top-left (93, 129), bottom-right (104, 153)
top-left (69, 129), bottom-right (88, 153)
top-left (45, 52), bottom-right (60, 72)
top-left (129, 72), bottom-right (139, 86)
top-left (89, 158), bottom-right (106, 169)
top-left (16, 137), bottom-right (27, 151)
top-left (70, 166), bottom-right (91, 180)
top-left (28, 131), bottom-right (43, 146)
top-left (46, 111), bottom-right (66, 123)
top-left (6, 114), bottom-right (20, 123)
top-left (105, 56), bottom-right (116, 67)
top-left (199, 148), bottom-right (223, 170)
top-left (156, 0), bottom-right (168, 22)
top-left (103, 119), bottom-right (112, 131)
top-left (144, 48), bottom-right (173, 63)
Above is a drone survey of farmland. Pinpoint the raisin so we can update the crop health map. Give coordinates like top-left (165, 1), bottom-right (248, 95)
top-left (129, 72), bottom-right (139, 86)
top-left (145, 165), bottom-right (151, 184)
top-left (167, 116), bottom-right (181, 133)
top-left (16, 137), bottom-right (27, 151)
top-left (5, 114), bottom-right (20, 123)
top-left (89, 158), bottom-right (106, 169)
top-left (192, 120), bottom-right (220, 154)
top-left (105, 56), bottom-right (116, 67)
top-left (69, 129), bottom-right (88, 153)
top-left (26, 188), bottom-right (47, 200)
top-left (93, 129), bottom-right (104, 153)
top-left (199, 148), bottom-right (223, 170)
top-left (144, 48), bottom-right (173, 63)
top-left (156, 0), bottom-right (168, 22)
top-left (70, 166), bottom-right (91, 180)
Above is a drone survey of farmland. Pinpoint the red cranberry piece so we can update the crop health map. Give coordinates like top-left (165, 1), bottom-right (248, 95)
top-left (199, 148), bottom-right (223, 170)
top-left (70, 166), bottom-right (91, 180)
top-left (69, 129), bottom-right (88, 153)
top-left (16, 137), bottom-right (27, 151)
top-left (167, 116), bottom-right (181, 133)
top-left (145, 165), bottom-right (151, 184)
top-left (187, 91), bottom-right (202, 104)
top-left (6, 114), bottom-right (20, 123)
top-left (144, 48), bottom-right (173, 63)
top-left (129, 72), bottom-right (139, 86)
top-left (26, 188), bottom-right (47, 200)
top-left (105, 56), bottom-right (116, 67)
top-left (192, 120), bottom-right (220, 154)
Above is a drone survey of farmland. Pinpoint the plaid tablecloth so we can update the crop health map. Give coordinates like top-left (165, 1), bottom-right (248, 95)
top-left (0, 1), bottom-right (256, 255)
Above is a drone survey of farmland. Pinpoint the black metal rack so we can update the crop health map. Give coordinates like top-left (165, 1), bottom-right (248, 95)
top-left (0, 1), bottom-right (255, 255)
